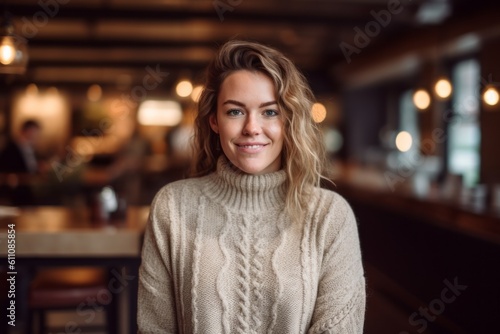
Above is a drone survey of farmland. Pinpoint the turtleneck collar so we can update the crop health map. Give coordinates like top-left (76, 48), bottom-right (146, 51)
top-left (202, 156), bottom-right (287, 212)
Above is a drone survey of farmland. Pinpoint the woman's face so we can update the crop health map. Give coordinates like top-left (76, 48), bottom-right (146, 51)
top-left (210, 70), bottom-right (284, 175)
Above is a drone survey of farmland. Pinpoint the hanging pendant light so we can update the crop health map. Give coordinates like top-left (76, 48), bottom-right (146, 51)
top-left (0, 13), bottom-right (29, 75)
top-left (483, 86), bottom-right (499, 107)
top-left (434, 77), bottom-right (452, 99)
top-left (413, 88), bottom-right (431, 110)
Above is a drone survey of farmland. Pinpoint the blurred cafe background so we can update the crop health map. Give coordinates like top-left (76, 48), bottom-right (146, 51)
top-left (1, 0), bottom-right (500, 333)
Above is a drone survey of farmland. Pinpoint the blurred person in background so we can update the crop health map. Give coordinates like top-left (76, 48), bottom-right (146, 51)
top-left (0, 119), bottom-right (42, 206)
top-left (138, 40), bottom-right (365, 333)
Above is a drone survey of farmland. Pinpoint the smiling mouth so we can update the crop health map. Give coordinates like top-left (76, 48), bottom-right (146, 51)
top-left (236, 144), bottom-right (266, 149)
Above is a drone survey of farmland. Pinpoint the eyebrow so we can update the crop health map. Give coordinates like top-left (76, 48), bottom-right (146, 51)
top-left (222, 99), bottom-right (278, 108)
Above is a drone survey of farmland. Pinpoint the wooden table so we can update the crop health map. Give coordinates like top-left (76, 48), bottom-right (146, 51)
top-left (0, 205), bottom-right (150, 334)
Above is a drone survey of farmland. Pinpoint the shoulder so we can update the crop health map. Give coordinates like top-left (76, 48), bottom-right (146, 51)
top-left (308, 187), bottom-right (357, 236)
top-left (310, 187), bottom-right (354, 219)
top-left (148, 176), bottom-right (208, 221)
top-left (151, 176), bottom-right (206, 205)
top-left (156, 176), bottom-right (205, 196)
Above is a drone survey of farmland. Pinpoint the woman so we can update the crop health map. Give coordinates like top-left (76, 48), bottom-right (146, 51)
top-left (138, 40), bottom-right (365, 333)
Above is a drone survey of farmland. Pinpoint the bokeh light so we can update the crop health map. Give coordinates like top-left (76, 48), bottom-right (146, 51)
top-left (413, 89), bottom-right (431, 110)
top-left (395, 131), bottom-right (413, 152)
top-left (311, 102), bottom-right (327, 123)
top-left (434, 79), bottom-right (452, 99)
top-left (483, 87), bottom-right (499, 106)
top-left (176, 80), bottom-right (193, 98)
top-left (87, 84), bottom-right (102, 102)
top-left (191, 85), bottom-right (203, 103)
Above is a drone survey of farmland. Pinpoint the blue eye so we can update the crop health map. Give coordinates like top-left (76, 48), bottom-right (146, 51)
top-left (227, 109), bottom-right (243, 116)
top-left (264, 109), bottom-right (279, 116)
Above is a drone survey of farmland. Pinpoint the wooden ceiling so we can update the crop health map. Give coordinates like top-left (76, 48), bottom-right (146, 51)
top-left (2, 0), bottom-right (498, 90)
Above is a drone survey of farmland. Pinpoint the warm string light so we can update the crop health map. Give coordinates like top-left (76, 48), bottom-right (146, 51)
top-left (413, 89), bottom-right (431, 110)
top-left (0, 36), bottom-right (15, 65)
top-left (412, 76), bottom-right (453, 110)
top-left (176, 80), bottom-right (193, 98)
top-left (395, 131), bottom-right (413, 152)
top-left (0, 14), bottom-right (29, 74)
top-left (434, 78), bottom-right (452, 99)
top-left (483, 87), bottom-right (499, 106)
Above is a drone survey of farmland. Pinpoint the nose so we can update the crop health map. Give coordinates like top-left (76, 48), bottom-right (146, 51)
top-left (242, 114), bottom-right (261, 136)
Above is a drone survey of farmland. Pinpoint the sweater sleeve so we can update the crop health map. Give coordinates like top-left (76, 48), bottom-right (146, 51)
top-left (308, 195), bottom-right (366, 334)
top-left (137, 187), bottom-right (178, 333)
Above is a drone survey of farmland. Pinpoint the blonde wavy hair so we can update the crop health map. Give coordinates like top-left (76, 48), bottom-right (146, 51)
top-left (192, 40), bottom-right (330, 220)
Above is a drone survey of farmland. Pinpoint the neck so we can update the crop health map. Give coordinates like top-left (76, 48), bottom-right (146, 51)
top-left (203, 156), bottom-right (287, 212)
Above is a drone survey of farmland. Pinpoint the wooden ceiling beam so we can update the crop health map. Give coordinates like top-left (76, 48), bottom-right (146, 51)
top-left (5, 3), bottom-right (416, 27)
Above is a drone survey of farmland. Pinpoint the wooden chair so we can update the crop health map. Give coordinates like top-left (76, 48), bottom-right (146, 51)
top-left (28, 267), bottom-right (118, 334)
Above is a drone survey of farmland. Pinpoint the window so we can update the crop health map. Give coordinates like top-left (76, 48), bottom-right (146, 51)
top-left (447, 59), bottom-right (481, 187)
top-left (399, 89), bottom-right (420, 156)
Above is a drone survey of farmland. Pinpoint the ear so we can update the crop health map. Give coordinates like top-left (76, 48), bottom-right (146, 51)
top-left (209, 113), bottom-right (219, 134)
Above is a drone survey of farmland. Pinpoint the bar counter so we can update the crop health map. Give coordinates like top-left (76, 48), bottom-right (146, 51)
top-left (332, 178), bottom-right (500, 245)
top-left (330, 171), bottom-right (500, 333)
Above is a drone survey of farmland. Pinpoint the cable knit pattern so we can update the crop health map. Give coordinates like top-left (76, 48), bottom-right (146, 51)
top-left (138, 156), bottom-right (366, 334)
top-left (236, 216), bottom-right (251, 334)
top-left (300, 213), bottom-right (312, 332)
top-left (251, 216), bottom-right (265, 333)
top-left (269, 214), bottom-right (287, 334)
top-left (216, 209), bottom-right (231, 334)
top-left (190, 199), bottom-right (204, 333)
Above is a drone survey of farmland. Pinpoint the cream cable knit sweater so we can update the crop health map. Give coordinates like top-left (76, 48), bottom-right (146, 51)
top-left (138, 157), bottom-right (365, 334)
